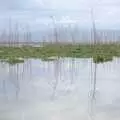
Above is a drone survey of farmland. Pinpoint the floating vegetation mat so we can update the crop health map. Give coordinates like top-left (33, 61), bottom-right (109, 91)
top-left (0, 43), bottom-right (119, 64)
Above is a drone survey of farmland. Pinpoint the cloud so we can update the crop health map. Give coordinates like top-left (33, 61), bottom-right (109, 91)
top-left (0, 0), bottom-right (24, 10)
top-left (0, 0), bottom-right (120, 29)
top-left (0, 0), bottom-right (50, 10)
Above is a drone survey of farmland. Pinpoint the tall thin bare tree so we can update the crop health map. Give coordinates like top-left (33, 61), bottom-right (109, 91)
top-left (50, 16), bottom-right (58, 43)
top-left (88, 7), bottom-right (98, 120)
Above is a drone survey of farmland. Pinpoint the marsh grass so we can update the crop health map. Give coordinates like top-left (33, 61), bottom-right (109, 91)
top-left (6, 58), bottom-right (24, 65)
top-left (0, 43), bottom-right (120, 64)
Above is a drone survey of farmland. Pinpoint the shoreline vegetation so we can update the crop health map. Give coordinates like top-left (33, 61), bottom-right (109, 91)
top-left (0, 16), bottom-right (120, 64)
top-left (0, 42), bottom-right (120, 64)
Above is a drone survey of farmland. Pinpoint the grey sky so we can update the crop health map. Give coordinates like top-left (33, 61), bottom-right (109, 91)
top-left (0, 0), bottom-right (120, 29)
top-left (0, 0), bottom-right (120, 10)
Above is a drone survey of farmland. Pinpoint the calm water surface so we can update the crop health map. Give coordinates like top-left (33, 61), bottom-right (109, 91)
top-left (0, 58), bottom-right (120, 120)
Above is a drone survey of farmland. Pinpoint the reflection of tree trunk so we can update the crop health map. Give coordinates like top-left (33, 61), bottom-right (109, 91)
top-left (26, 59), bottom-right (32, 82)
top-left (10, 64), bottom-right (20, 100)
top-left (21, 62), bottom-right (25, 82)
top-left (16, 64), bottom-right (20, 100)
top-left (71, 58), bottom-right (74, 84)
top-left (88, 61), bottom-right (97, 120)
top-left (29, 60), bottom-right (32, 82)
top-left (93, 63), bottom-right (97, 99)
top-left (51, 59), bottom-right (60, 100)
top-left (3, 80), bottom-right (7, 98)
top-left (1, 62), bottom-right (7, 99)
top-left (89, 97), bottom-right (96, 120)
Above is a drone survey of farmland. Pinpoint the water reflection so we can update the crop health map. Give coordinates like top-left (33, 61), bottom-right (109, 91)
top-left (0, 58), bottom-right (120, 120)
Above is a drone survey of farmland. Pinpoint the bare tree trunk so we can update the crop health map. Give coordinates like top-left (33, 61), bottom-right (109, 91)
top-left (50, 16), bottom-right (58, 43)
top-left (88, 8), bottom-right (97, 120)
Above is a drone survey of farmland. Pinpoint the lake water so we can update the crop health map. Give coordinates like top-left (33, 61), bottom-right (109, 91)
top-left (0, 58), bottom-right (120, 120)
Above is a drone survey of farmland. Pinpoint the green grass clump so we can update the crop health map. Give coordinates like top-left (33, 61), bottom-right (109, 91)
top-left (93, 55), bottom-right (113, 63)
top-left (41, 57), bottom-right (58, 62)
top-left (5, 58), bottom-right (24, 65)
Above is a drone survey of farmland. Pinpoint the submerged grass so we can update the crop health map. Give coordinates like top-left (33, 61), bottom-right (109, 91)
top-left (0, 43), bottom-right (120, 64)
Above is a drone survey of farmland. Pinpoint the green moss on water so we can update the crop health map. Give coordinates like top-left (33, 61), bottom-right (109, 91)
top-left (0, 43), bottom-right (120, 64)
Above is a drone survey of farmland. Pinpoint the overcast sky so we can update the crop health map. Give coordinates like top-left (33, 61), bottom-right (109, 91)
top-left (0, 0), bottom-right (120, 30)
top-left (0, 0), bottom-right (120, 10)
